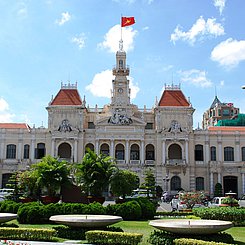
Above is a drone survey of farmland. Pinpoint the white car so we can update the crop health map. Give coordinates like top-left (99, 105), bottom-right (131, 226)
top-left (208, 197), bottom-right (225, 207)
top-left (238, 194), bottom-right (245, 207)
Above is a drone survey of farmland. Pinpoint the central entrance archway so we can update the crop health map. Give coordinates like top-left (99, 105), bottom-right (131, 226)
top-left (58, 143), bottom-right (72, 159)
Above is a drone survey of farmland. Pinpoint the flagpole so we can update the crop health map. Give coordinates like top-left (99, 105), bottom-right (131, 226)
top-left (120, 14), bottom-right (123, 50)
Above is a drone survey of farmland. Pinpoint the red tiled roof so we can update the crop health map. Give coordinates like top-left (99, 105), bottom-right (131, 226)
top-left (158, 90), bottom-right (190, 107)
top-left (50, 89), bottom-right (82, 106)
top-left (0, 123), bottom-right (31, 129)
top-left (208, 126), bottom-right (245, 131)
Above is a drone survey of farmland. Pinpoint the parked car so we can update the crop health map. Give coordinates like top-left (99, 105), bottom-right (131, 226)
top-left (208, 197), bottom-right (225, 207)
top-left (0, 188), bottom-right (14, 201)
top-left (238, 194), bottom-right (245, 207)
top-left (170, 193), bottom-right (204, 211)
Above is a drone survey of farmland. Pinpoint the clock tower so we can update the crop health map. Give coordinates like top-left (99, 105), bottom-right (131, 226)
top-left (111, 39), bottom-right (131, 106)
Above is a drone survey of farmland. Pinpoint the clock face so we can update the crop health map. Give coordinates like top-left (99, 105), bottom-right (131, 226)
top-left (118, 88), bottom-right (123, 94)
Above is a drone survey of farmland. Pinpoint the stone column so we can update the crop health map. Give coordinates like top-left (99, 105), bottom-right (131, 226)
top-left (74, 139), bottom-right (78, 162)
top-left (235, 142), bottom-right (240, 162)
top-left (51, 139), bottom-right (55, 157)
top-left (218, 172), bottom-right (221, 184)
top-left (110, 140), bottom-right (114, 158)
top-left (30, 139), bottom-right (35, 161)
top-left (210, 172), bottom-right (214, 195)
top-left (126, 140), bottom-right (129, 163)
top-left (162, 140), bottom-right (166, 165)
top-left (218, 142), bottom-right (222, 162)
top-left (17, 141), bottom-right (22, 160)
top-left (242, 173), bottom-right (245, 194)
top-left (141, 140), bottom-right (144, 165)
top-left (95, 140), bottom-right (99, 154)
top-left (205, 141), bottom-right (209, 164)
top-left (185, 140), bottom-right (189, 164)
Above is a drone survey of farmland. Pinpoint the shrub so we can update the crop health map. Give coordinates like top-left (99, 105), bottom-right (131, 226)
top-left (148, 230), bottom-right (234, 245)
top-left (174, 238), bottom-right (231, 245)
top-left (53, 225), bottom-right (87, 240)
top-left (0, 200), bottom-right (22, 213)
top-left (135, 197), bottom-right (156, 220)
top-left (86, 230), bottom-right (143, 245)
top-left (192, 207), bottom-right (245, 225)
top-left (0, 227), bottom-right (56, 241)
top-left (115, 201), bottom-right (142, 220)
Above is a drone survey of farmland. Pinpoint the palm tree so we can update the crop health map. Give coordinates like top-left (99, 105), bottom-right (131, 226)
top-left (75, 148), bottom-right (118, 197)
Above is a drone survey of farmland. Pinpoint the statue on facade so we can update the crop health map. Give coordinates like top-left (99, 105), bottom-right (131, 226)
top-left (108, 109), bottom-right (133, 125)
top-left (58, 119), bottom-right (72, 132)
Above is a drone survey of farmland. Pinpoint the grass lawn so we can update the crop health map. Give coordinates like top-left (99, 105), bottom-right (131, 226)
top-left (5, 220), bottom-right (245, 245)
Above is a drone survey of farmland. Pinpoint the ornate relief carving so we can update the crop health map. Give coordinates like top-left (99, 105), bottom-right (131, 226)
top-left (58, 119), bottom-right (72, 132)
top-left (108, 109), bottom-right (133, 125)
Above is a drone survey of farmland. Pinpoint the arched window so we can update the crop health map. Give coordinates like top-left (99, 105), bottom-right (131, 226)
top-left (210, 146), bottom-right (216, 161)
top-left (100, 143), bottom-right (110, 156)
top-left (130, 144), bottom-right (139, 160)
top-left (241, 147), bottom-right (245, 161)
top-left (196, 177), bottom-right (204, 191)
top-left (145, 144), bottom-right (155, 160)
top-left (168, 144), bottom-right (182, 159)
top-left (35, 143), bottom-right (45, 159)
top-left (195, 144), bottom-right (203, 161)
top-left (6, 144), bottom-right (16, 159)
top-left (58, 143), bottom-right (71, 159)
top-left (23, 144), bottom-right (30, 159)
top-left (119, 59), bottom-right (123, 69)
top-left (115, 144), bottom-right (124, 160)
top-left (85, 143), bottom-right (94, 153)
top-left (170, 176), bottom-right (181, 191)
top-left (224, 147), bottom-right (234, 161)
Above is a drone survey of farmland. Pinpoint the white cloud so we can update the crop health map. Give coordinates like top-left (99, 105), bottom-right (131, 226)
top-left (85, 69), bottom-right (139, 100)
top-left (220, 80), bottom-right (224, 86)
top-left (98, 24), bottom-right (137, 53)
top-left (179, 69), bottom-right (213, 88)
top-left (0, 98), bottom-right (15, 122)
top-left (213, 0), bottom-right (226, 15)
top-left (142, 26), bottom-right (149, 31)
top-left (56, 12), bottom-right (71, 26)
top-left (211, 38), bottom-right (245, 68)
top-left (170, 16), bottom-right (224, 45)
top-left (71, 33), bottom-right (86, 49)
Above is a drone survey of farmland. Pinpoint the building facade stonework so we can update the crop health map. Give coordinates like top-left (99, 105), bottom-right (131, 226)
top-left (0, 45), bottom-right (245, 198)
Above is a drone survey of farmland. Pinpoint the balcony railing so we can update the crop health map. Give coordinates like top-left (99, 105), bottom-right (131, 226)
top-left (144, 160), bottom-right (155, 166)
top-left (130, 160), bottom-right (141, 165)
top-left (165, 159), bottom-right (186, 166)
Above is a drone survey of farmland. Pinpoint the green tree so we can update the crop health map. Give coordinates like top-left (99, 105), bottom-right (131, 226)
top-left (214, 183), bottom-right (223, 197)
top-left (140, 168), bottom-right (156, 198)
top-left (31, 155), bottom-right (71, 197)
top-left (75, 149), bottom-right (118, 197)
top-left (110, 169), bottom-right (139, 199)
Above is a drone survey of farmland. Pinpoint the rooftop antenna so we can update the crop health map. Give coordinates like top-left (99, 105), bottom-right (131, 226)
top-left (215, 85), bottom-right (217, 97)
top-left (119, 14), bottom-right (123, 51)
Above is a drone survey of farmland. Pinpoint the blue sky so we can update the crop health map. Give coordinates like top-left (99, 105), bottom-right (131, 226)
top-left (0, 0), bottom-right (245, 128)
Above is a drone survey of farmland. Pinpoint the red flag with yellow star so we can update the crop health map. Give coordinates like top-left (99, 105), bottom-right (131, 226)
top-left (121, 17), bottom-right (135, 27)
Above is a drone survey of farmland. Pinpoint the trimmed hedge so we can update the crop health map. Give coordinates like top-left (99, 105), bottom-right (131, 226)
top-left (0, 227), bottom-right (56, 241)
top-left (174, 238), bottom-right (231, 245)
top-left (148, 230), bottom-right (234, 245)
top-left (192, 207), bottom-right (245, 225)
top-left (106, 200), bottom-right (142, 220)
top-left (86, 230), bottom-right (143, 245)
top-left (17, 201), bottom-right (106, 224)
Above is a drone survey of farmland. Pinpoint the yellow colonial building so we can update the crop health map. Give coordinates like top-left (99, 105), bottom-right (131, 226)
top-left (0, 43), bottom-right (245, 198)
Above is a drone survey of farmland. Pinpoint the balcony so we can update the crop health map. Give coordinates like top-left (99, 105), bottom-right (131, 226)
top-left (144, 160), bottom-right (155, 166)
top-left (130, 160), bottom-right (141, 165)
top-left (165, 159), bottom-right (186, 166)
top-left (116, 160), bottom-right (126, 166)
